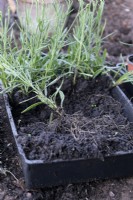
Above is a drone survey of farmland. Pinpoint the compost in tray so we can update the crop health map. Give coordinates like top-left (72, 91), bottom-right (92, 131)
top-left (10, 76), bottom-right (133, 162)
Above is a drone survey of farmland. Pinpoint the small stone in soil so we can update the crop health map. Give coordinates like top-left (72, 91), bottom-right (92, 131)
top-left (26, 192), bottom-right (32, 198)
top-left (109, 191), bottom-right (115, 197)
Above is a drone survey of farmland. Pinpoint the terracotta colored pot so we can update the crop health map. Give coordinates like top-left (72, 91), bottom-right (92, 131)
top-left (127, 55), bottom-right (133, 71)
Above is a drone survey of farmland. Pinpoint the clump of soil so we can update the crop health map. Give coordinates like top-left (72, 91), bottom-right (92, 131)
top-left (10, 76), bottom-right (133, 161)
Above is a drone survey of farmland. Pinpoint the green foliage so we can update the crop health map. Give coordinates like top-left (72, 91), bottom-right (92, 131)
top-left (0, 0), bottom-right (107, 113)
top-left (111, 57), bottom-right (133, 86)
top-left (115, 72), bottom-right (133, 85)
top-left (67, 0), bottom-right (106, 81)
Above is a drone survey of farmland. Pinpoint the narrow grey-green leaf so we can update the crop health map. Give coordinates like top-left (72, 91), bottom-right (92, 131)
top-left (21, 102), bottom-right (43, 113)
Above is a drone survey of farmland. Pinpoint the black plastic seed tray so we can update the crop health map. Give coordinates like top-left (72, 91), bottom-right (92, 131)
top-left (121, 82), bottom-right (133, 100)
top-left (3, 85), bottom-right (133, 189)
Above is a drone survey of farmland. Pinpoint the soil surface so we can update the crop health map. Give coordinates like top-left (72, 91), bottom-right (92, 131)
top-left (11, 76), bottom-right (133, 161)
top-left (1, 0), bottom-right (133, 199)
top-left (103, 0), bottom-right (133, 64)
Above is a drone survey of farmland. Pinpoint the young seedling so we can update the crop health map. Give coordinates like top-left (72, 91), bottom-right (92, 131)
top-left (0, 0), bottom-right (109, 114)
top-left (0, 1), bottom-right (72, 114)
top-left (67, 0), bottom-right (106, 84)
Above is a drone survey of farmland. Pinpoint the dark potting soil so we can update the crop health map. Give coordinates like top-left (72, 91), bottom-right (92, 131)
top-left (102, 0), bottom-right (133, 65)
top-left (10, 76), bottom-right (133, 161)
